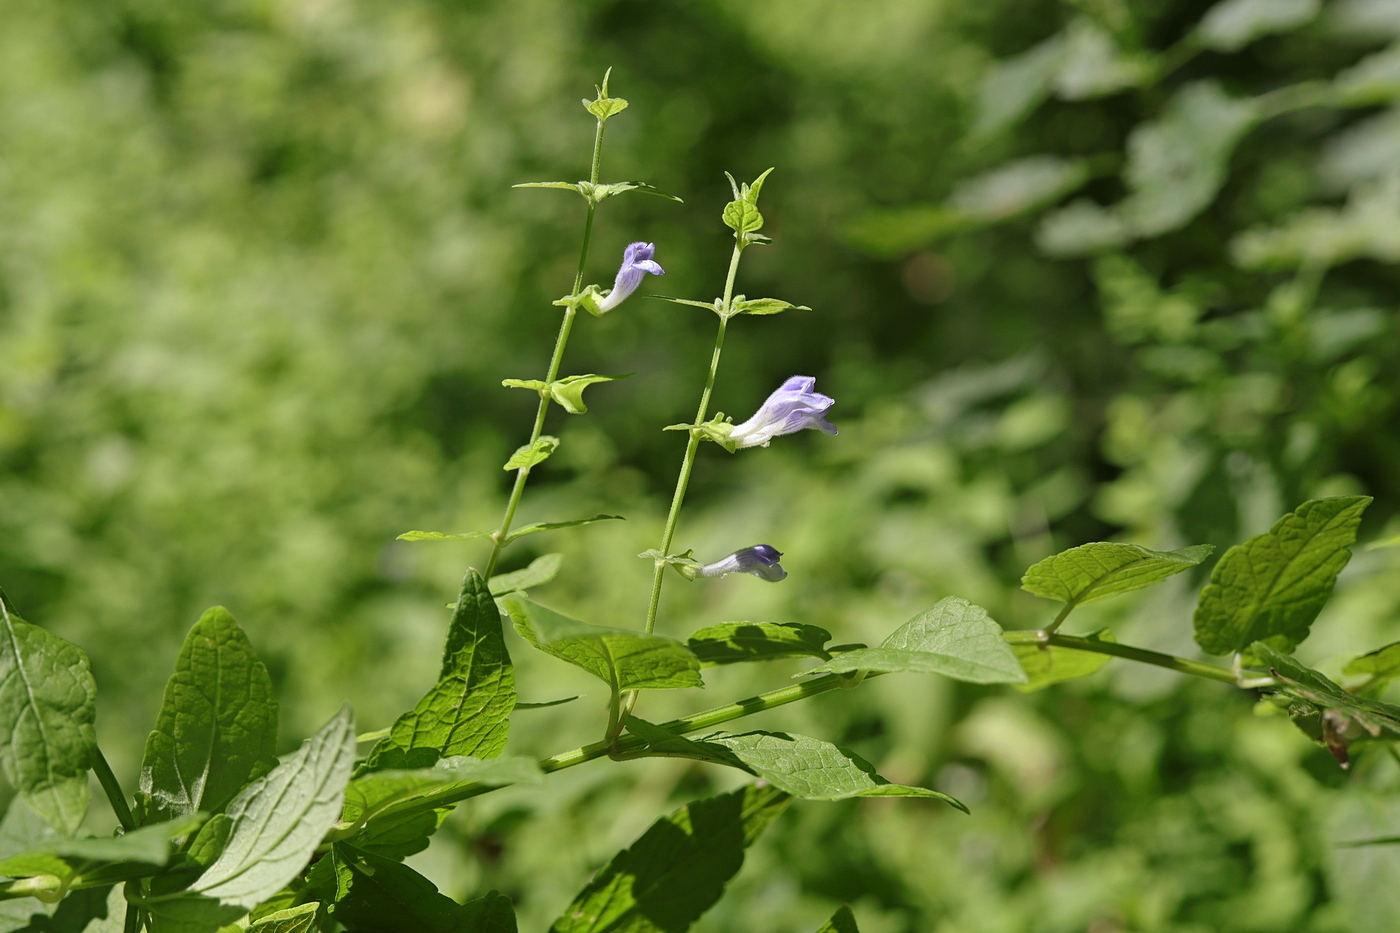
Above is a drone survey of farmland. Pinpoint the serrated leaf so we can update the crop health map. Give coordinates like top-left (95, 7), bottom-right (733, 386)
top-left (1197, 0), bottom-right (1321, 52)
top-left (192, 705), bottom-right (356, 909)
top-left (397, 530), bottom-right (492, 542)
top-left (248, 903), bottom-right (320, 933)
top-left (504, 598), bottom-right (702, 691)
top-left (1021, 542), bottom-right (1213, 613)
top-left (722, 200), bottom-right (764, 235)
top-left (504, 435), bottom-right (559, 471)
top-left (462, 891), bottom-right (517, 933)
top-left (512, 182), bottom-right (584, 194)
top-left (549, 784), bottom-right (788, 933)
top-left (1193, 496), bottom-right (1372, 655)
top-left (1004, 630), bottom-right (1116, 692)
top-left (585, 97), bottom-right (629, 120)
top-left (687, 622), bottom-right (832, 666)
top-left (139, 607), bottom-right (278, 827)
top-left (328, 843), bottom-right (464, 933)
top-left (705, 732), bottom-right (967, 811)
top-left (0, 600), bottom-right (96, 834)
top-left (489, 554), bottom-right (565, 596)
top-left (1343, 642), bottom-right (1400, 694)
top-left (549, 374), bottom-right (632, 415)
top-left (801, 597), bottom-right (1027, 684)
top-left (732, 298), bottom-right (810, 316)
top-left (363, 570), bottom-right (516, 771)
top-left (814, 905), bottom-right (860, 933)
top-left (505, 514), bottom-right (624, 543)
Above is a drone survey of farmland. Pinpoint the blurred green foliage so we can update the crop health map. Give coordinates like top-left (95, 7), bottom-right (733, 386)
top-left (2, 0), bottom-right (1400, 929)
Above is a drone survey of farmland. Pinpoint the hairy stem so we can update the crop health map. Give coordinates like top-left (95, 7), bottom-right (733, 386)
top-left (92, 745), bottom-right (136, 832)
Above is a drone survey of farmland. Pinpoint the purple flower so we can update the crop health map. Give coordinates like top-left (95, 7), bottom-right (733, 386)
top-left (727, 376), bottom-right (838, 449)
top-left (597, 242), bottom-right (664, 313)
top-left (697, 544), bottom-right (788, 582)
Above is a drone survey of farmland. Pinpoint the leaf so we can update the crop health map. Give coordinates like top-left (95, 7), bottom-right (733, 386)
top-left (1193, 497), bottom-right (1372, 655)
top-left (0, 814), bottom-right (204, 881)
top-left (505, 514), bottom-right (624, 543)
top-left (248, 903), bottom-right (320, 933)
top-left (504, 435), bottom-right (559, 471)
top-left (549, 784), bottom-right (789, 933)
top-left (947, 156), bottom-right (1094, 223)
top-left (501, 378), bottom-right (548, 392)
top-left (814, 905), bottom-right (860, 933)
top-left (1020, 542), bottom-right (1213, 613)
top-left (624, 716), bottom-right (739, 762)
top-left (0, 600), bottom-right (97, 834)
top-left (1367, 533), bottom-right (1400, 551)
top-left (1343, 642), bottom-right (1400, 693)
top-left (327, 843), bottom-right (465, 933)
top-left (972, 32), bottom-right (1067, 136)
top-left (139, 607), bottom-right (278, 826)
top-left (548, 374), bottom-right (633, 415)
top-left (1004, 630), bottom-right (1116, 692)
top-left (653, 296), bottom-right (722, 312)
top-left (396, 530), bottom-right (492, 542)
top-left (705, 732), bottom-right (968, 811)
top-left (515, 696), bottom-right (578, 710)
top-left (192, 705), bottom-right (356, 908)
top-left (731, 297), bottom-right (810, 316)
top-left (1119, 81), bottom-right (1260, 237)
top-left (489, 553), bottom-right (565, 596)
top-left (1197, 0), bottom-right (1321, 52)
top-left (588, 181), bottom-right (683, 203)
top-left (687, 622), bottom-right (832, 666)
top-left (512, 182), bottom-right (583, 193)
top-left (142, 892), bottom-right (246, 933)
top-left (585, 97), bottom-right (629, 121)
top-left (1035, 199), bottom-right (1133, 257)
top-left (1336, 43), bottom-right (1400, 106)
top-left (504, 598), bottom-right (702, 691)
top-left (801, 597), bottom-right (1027, 685)
top-left (722, 200), bottom-right (764, 235)
top-left (1052, 20), bottom-right (1152, 100)
top-left (462, 891), bottom-right (517, 933)
top-left (363, 570), bottom-right (516, 771)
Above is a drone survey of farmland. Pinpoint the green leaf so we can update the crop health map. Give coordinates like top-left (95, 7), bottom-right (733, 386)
top-left (504, 598), bottom-right (702, 691)
top-left (1197, 0), bottom-right (1321, 52)
top-left (585, 97), bottom-right (629, 121)
top-left (192, 705), bottom-right (356, 908)
top-left (548, 373), bottom-right (633, 415)
top-left (722, 200), bottom-right (764, 235)
top-left (138, 607), bottom-right (278, 826)
top-left (1343, 642), bottom-right (1400, 694)
top-left (1053, 20), bottom-right (1152, 100)
top-left (731, 297), bottom-right (810, 316)
top-left (814, 905), bottom-right (860, 933)
top-left (462, 891), bottom-right (517, 933)
top-left (0, 814), bottom-right (203, 887)
top-left (653, 296), bottom-right (722, 312)
top-left (0, 600), bottom-right (97, 834)
top-left (946, 156), bottom-right (1094, 222)
top-left (501, 378), bottom-right (548, 393)
top-left (1021, 542), bottom-right (1213, 613)
top-left (687, 622), bottom-right (832, 666)
top-left (703, 732), bottom-right (967, 811)
top-left (248, 903), bottom-right (320, 933)
top-left (505, 514), bottom-right (624, 543)
top-left (504, 435), bottom-right (559, 471)
top-left (972, 32), bottom-right (1067, 136)
top-left (1367, 533), bottom-right (1400, 551)
top-left (1336, 43), bottom-right (1400, 106)
top-left (549, 784), bottom-right (789, 933)
top-left (587, 181), bottom-right (683, 203)
top-left (396, 530), bottom-right (492, 542)
top-left (1193, 496), bottom-right (1372, 655)
top-left (363, 570), bottom-right (516, 771)
top-left (142, 892), bottom-right (246, 933)
top-left (1004, 630), bottom-right (1116, 692)
top-left (624, 717), bottom-right (738, 763)
top-left (515, 696), bottom-right (578, 710)
top-left (328, 843), bottom-right (465, 933)
top-left (801, 597), bottom-right (1027, 684)
top-left (1035, 199), bottom-right (1133, 257)
top-left (489, 553), bottom-right (565, 596)
top-left (511, 182), bottom-right (583, 194)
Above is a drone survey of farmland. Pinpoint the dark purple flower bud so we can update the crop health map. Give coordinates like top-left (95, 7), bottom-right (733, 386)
top-left (697, 544), bottom-right (787, 582)
top-left (597, 241), bottom-right (664, 313)
top-left (727, 376), bottom-right (837, 449)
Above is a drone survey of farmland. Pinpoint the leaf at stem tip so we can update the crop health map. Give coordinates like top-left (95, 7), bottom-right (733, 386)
top-left (549, 784), bottom-right (788, 933)
top-left (503, 598), bottom-right (702, 691)
top-left (815, 905), bottom-right (861, 933)
top-left (504, 514), bottom-right (624, 543)
top-left (687, 622), bottom-right (832, 666)
top-left (800, 597), bottom-right (1027, 684)
top-left (722, 200), bottom-right (764, 235)
top-left (1193, 496), bottom-right (1372, 656)
top-left (0, 599), bottom-right (97, 834)
top-left (503, 435), bottom-right (560, 471)
top-left (489, 553), bottom-right (565, 596)
top-left (1021, 542), bottom-right (1213, 613)
top-left (1004, 630), bottom-right (1116, 692)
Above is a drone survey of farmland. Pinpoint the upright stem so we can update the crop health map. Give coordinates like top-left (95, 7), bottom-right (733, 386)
top-left (484, 118), bottom-right (607, 578)
top-left (92, 745), bottom-right (135, 832)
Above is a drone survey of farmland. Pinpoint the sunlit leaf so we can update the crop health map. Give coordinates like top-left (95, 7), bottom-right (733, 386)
top-left (489, 553), bottom-right (565, 596)
top-left (504, 435), bottom-right (560, 471)
top-left (1004, 630), bottom-right (1116, 692)
top-left (1021, 542), bottom-right (1213, 612)
top-left (505, 514), bottom-right (624, 542)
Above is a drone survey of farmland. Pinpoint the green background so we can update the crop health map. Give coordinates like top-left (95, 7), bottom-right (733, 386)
top-left (2, 0), bottom-right (1399, 929)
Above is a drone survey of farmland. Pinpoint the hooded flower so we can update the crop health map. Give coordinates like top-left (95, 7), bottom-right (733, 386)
top-left (697, 544), bottom-right (788, 582)
top-left (727, 376), bottom-right (837, 449)
top-left (597, 242), bottom-right (664, 313)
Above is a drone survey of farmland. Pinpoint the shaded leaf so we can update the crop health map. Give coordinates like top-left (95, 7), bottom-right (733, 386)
top-left (461, 891), bottom-right (517, 933)
top-left (549, 784), bottom-right (789, 933)
top-left (1021, 542), bottom-right (1213, 612)
top-left (505, 514), bottom-right (624, 543)
top-left (489, 554), bottom-right (565, 596)
top-left (248, 903), bottom-right (320, 933)
top-left (139, 607), bottom-right (278, 825)
top-left (0, 814), bottom-right (203, 881)
top-left (1198, 0), bottom-right (1321, 52)
top-left (328, 843), bottom-right (463, 933)
top-left (1193, 497), bottom-right (1371, 655)
top-left (814, 906), bottom-right (860, 933)
top-left (1004, 630), bottom-right (1116, 692)
top-left (1253, 643), bottom-right (1400, 737)
top-left (142, 893), bottom-right (245, 933)
top-left (504, 599), bottom-right (702, 691)
top-left (687, 622), bottom-right (832, 666)
top-left (802, 597), bottom-right (1027, 684)
top-left (504, 436), bottom-right (559, 471)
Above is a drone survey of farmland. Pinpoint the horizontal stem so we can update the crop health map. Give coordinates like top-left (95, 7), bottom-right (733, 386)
top-left (1015, 631), bottom-right (1242, 685)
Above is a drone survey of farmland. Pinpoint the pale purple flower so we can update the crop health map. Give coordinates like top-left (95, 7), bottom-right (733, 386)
top-left (597, 242), bottom-right (664, 313)
top-left (697, 544), bottom-right (787, 582)
top-left (727, 376), bottom-right (838, 449)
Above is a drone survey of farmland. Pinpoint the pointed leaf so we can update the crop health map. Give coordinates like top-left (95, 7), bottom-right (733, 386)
top-left (549, 374), bottom-right (633, 415)
top-left (462, 891), bottom-right (517, 933)
top-left (687, 622), bottom-right (832, 666)
top-left (1021, 542), bottom-right (1213, 611)
top-left (589, 181), bottom-right (683, 203)
top-left (0, 814), bottom-right (204, 882)
top-left (801, 597), bottom-right (1027, 684)
top-left (722, 200), bottom-right (764, 235)
top-left (505, 514), bottom-right (624, 543)
top-left (512, 182), bottom-right (583, 193)
top-left (585, 97), bottom-right (629, 121)
top-left (1251, 642), bottom-right (1400, 763)
top-left (328, 843), bottom-right (465, 933)
top-left (504, 598), bottom-right (702, 690)
top-left (489, 554), bottom-right (565, 596)
top-left (732, 298), bottom-right (810, 316)
top-left (397, 530), bottom-right (492, 542)
top-left (363, 570), bottom-right (516, 771)
top-left (549, 784), bottom-right (789, 933)
top-left (1004, 630), bottom-right (1115, 692)
top-left (653, 296), bottom-right (722, 312)
top-left (515, 696), bottom-right (578, 710)
top-left (0, 601), bottom-right (96, 834)
top-left (1193, 496), bottom-right (1372, 655)
top-left (1343, 642), bottom-right (1400, 694)
top-left (193, 705), bottom-right (356, 908)
top-left (501, 378), bottom-right (548, 392)
top-left (139, 607), bottom-right (278, 826)
top-left (504, 435), bottom-right (559, 471)
top-left (815, 906), bottom-right (860, 933)
top-left (248, 903), bottom-right (320, 933)
top-left (623, 717), bottom-right (741, 764)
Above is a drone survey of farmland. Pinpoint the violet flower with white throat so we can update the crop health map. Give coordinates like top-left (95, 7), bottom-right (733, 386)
top-left (697, 545), bottom-right (788, 582)
top-left (727, 376), bottom-right (837, 449)
top-left (597, 241), bottom-right (664, 313)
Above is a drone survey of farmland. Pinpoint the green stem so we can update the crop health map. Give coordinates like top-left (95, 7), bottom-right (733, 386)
top-left (1040, 602), bottom-right (1074, 636)
top-left (484, 117), bottom-right (607, 578)
top-left (1017, 631), bottom-right (1243, 685)
top-left (92, 746), bottom-right (136, 832)
top-left (123, 904), bottom-right (143, 933)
